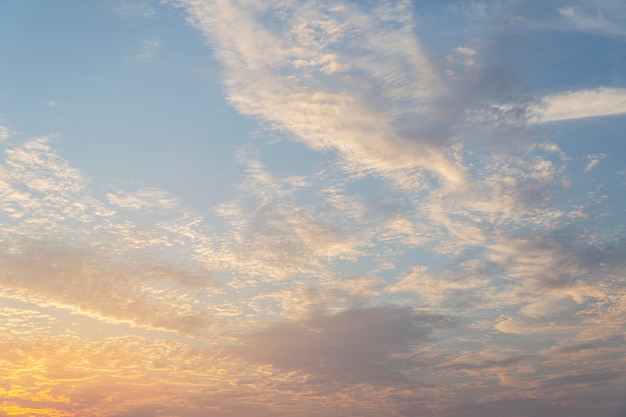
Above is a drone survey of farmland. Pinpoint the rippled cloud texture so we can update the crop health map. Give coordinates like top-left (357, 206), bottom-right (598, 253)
top-left (1, 0), bottom-right (625, 416)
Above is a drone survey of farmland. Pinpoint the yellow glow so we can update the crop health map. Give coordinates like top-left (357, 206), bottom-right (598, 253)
top-left (0, 403), bottom-right (72, 417)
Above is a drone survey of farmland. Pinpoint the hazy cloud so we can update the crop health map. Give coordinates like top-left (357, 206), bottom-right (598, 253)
top-left (231, 306), bottom-right (455, 387)
top-left (559, 6), bottom-right (626, 36)
top-left (109, 0), bottom-right (157, 19)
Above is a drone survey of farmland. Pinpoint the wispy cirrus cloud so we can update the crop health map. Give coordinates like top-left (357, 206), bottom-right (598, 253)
top-left (559, 6), bottom-right (626, 37)
top-left (176, 0), bottom-right (466, 189)
top-left (130, 38), bottom-right (161, 61)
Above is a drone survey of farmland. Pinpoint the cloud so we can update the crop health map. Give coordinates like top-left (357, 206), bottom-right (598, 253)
top-left (44, 99), bottom-right (66, 107)
top-left (0, 331), bottom-right (224, 417)
top-left (445, 46), bottom-right (479, 76)
top-left (2, 2), bottom-right (626, 416)
top-left (532, 87), bottom-right (626, 123)
top-left (488, 230), bottom-right (625, 293)
top-left (495, 313), bottom-right (582, 336)
top-left (486, 231), bottom-right (626, 340)
top-left (0, 132), bottom-right (217, 271)
top-left (0, 125), bottom-right (8, 142)
top-left (584, 153), bottom-right (606, 172)
top-left (387, 261), bottom-right (492, 310)
top-left (0, 136), bottom-right (97, 227)
top-left (176, 0), bottom-right (468, 189)
top-left (213, 157), bottom-right (368, 282)
top-left (131, 38), bottom-right (161, 61)
top-left (0, 306), bottom-right (59, 337)
top-left (443, 396), bottom-right (618, 417)
top-left (559, 6), bottom-right (626, 37)
top-left (109, 0), bottom-right (157, 19)
top-left (0, 239), bottom-right (211, 335)
top-left (107, 187), bottom-right (179, 210)
top-left (436, 349), bottom-right (533, 383)
top-left (231, 306), bottom-right (455, 387)
top-left (0, 134), bottom-right (221, 336)
top-left (539, 334), bottom-right (625, 366)
top-left (445, 1), bottom-right (489, 20)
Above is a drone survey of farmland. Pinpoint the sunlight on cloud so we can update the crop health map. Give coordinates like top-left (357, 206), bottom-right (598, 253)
top-left (177, 0), bottom-right (467, 189)
top-left (533, 87), bottom-right (626, 122)
top-left (584, 153), bottom-right (606, 173)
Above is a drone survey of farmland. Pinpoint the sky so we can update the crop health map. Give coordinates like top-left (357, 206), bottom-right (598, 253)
top-left (0, 0), bottom-right (625, 416)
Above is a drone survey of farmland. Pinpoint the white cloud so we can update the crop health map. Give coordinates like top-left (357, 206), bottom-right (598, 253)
top-left (107, 187), bottom-right (179, 210)
top-left (495, 315), bottom-right (582, 336)
top-left (177, 0), bottom-right (467, 189)
top-left (44, 99), bottom-right (66, 107)
top-left (532, 87), bottom-right (626, 123)
top-left (0, 134), bottom-right (223, 335)
top-left (584, 153), bottom-right (606, 172)
top-left (0, 126), bottom-right (8, 142)
top-left (0, 136), bottom-right (95, 227)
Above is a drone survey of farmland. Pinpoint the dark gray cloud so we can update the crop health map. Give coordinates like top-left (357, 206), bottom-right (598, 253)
top-left (231, 306), bottom-right (455, 387)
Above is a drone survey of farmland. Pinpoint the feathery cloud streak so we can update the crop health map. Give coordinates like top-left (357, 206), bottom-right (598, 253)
top-left (177, 0), bottom-right (466, 189)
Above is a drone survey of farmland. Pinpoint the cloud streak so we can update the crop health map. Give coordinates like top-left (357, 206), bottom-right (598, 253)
top-left (177, 0), bottom-right (466, 189)
top-left (533, 87), bottom-right (626, 123)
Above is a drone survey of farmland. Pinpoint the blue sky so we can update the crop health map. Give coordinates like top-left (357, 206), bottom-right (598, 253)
top-left (0, 1), bottom-right (625, 416)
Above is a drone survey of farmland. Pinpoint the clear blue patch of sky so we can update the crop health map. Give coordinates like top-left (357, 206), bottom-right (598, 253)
top-left (485, 31), bottom-right (626, 94)
top-left (543, 115), bottom-right (626, 235)
top-left (0, 0), bottom-right (254, 209)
